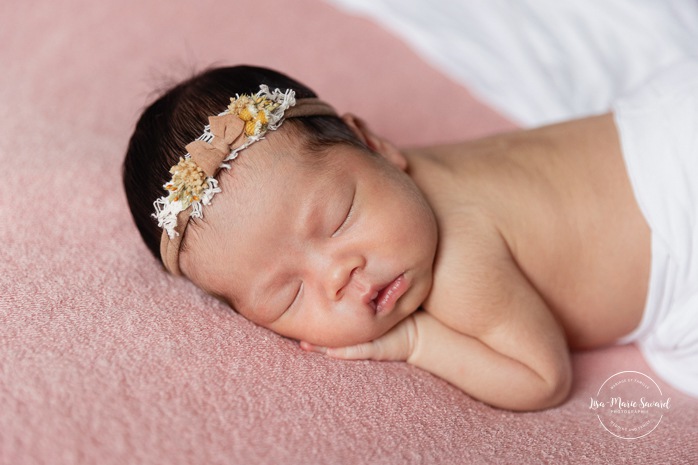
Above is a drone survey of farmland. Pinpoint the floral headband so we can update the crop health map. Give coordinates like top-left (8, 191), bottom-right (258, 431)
top-left (152, 85), bottom-right (337, 275)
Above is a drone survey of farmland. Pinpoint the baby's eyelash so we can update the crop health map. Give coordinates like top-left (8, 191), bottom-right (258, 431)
top-left (332, 190), bottom-right (356, 237)
top-left (286, 282), bottom-right (302, 312)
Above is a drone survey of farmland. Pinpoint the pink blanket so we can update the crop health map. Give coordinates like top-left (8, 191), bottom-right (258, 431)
top-left (1, 1), bottom-right (696, 463)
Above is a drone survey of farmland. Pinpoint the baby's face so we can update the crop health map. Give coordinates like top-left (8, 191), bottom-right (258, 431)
top-left (180, 130), bottom-right (438, 347)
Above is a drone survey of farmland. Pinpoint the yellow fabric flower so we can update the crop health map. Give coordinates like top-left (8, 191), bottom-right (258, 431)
top-left (229, 94), bottom-right (279, 136)
top-left (165, 157), bottom-right (206, 208)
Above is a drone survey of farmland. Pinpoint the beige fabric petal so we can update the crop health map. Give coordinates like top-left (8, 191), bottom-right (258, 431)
top-left (209, 113), bottom-right (246, 148)
top-left (185, 141), bottom-right (226, 178)
top-left (186, 115), bottom-right (247, 177)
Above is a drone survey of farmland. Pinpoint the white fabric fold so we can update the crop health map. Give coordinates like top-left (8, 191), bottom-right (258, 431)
top-left (327, 0), bottom-right (698, 126)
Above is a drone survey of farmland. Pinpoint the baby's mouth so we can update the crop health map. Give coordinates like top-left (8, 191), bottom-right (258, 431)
top-left (369, 274), bottom-right (407, 314)
top-left (368, 290), bottom-right (379, 312)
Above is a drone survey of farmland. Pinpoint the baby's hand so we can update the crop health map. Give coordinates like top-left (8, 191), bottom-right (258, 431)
top-left (300, 315), bottom-right (417, 362)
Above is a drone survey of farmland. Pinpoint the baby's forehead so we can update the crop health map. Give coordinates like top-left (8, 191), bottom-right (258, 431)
top-left (186, 124), bottom-right (379, 246)
top-left (196, 141), bottom-right (343, 235)
top-left (220, 134), bottom-right (349, 189)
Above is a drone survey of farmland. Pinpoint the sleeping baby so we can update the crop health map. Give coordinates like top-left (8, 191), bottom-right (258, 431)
top-left (123, 62), bottom-right (698, 411)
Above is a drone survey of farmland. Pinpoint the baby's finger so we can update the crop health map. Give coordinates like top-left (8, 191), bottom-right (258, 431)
top-left (299, 341), bottom-right (327, 354)
top-left (326, 342), bottom-right (376, 360)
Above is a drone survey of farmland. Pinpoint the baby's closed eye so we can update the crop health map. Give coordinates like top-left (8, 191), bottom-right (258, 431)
top-left (332, 188), bottom-right (356, 237)
top-left (285, 282), bottom-right (303, 312)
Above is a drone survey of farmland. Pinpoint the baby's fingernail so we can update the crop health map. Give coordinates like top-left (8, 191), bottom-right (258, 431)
top-left (325, 348), bottom-right (336, 357)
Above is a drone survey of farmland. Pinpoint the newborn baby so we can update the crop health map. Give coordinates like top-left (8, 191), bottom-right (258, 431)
top-left (123, 63), bottom-right (698, 410)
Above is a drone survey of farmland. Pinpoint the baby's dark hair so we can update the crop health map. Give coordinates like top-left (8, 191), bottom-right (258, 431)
top-left (123, 65), bottom-right (364, 263)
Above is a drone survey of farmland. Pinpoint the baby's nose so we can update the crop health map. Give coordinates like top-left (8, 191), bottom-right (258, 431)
top-left (325, 256), bottom-right (365, 301)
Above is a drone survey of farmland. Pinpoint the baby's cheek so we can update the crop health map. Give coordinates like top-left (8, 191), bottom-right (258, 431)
top-left (303, 321), bottom-right (381, 348)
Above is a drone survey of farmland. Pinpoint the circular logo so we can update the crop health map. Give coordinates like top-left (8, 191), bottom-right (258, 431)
top-left (589, 371), bottom-right (671, 439)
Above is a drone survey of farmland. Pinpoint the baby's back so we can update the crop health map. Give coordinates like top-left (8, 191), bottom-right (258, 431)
top-left (406, 113), bottom-right (650, 349)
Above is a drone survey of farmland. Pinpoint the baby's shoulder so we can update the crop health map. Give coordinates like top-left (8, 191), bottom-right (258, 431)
top-left (423, 206), bottom-right (518, 334)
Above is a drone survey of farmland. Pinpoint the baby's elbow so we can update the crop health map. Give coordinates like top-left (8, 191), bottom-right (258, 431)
top-left (507, 366), bottom-right (572, 412)
top-left (531, 366), bottom-right (573, 411)
top-left (544, 370), bottom-right (572, 409)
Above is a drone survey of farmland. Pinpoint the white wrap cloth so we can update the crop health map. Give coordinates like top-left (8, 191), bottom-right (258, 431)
top-left (614, 60), bottom-right (698, 397)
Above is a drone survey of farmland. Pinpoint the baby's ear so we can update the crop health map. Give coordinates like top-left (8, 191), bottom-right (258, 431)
top-left (341, 114), bottom-right (408, 171)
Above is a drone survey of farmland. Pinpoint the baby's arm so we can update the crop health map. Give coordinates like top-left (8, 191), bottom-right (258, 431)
top-left (303, 312), bottom-right (571, 411)
top-left (303, 226), bottom-right (571, 411)
top-left (408, 307), bottom-right (571, 411)
top-left (416, 230), bottom-right (572, 410)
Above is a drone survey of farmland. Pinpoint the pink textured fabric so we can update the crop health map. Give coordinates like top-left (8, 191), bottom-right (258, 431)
top-left (0, 1), bottom-right (696, 464)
